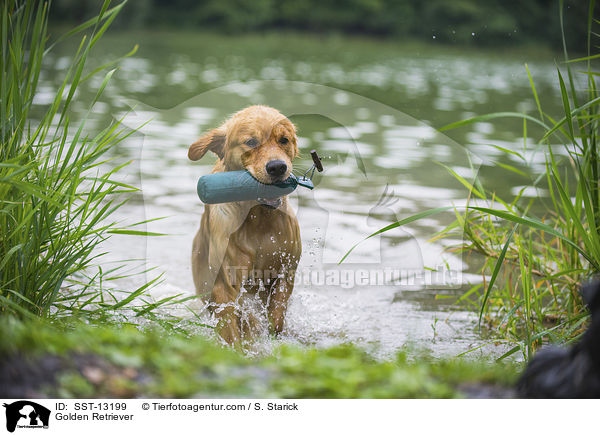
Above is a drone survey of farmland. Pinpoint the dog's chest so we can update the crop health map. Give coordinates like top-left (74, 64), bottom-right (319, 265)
top-left (232, 205), bottom-right (301, 270)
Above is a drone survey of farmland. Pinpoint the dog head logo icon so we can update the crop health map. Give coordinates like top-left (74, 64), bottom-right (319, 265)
top-left (3, 401), bottom-right (50, 433)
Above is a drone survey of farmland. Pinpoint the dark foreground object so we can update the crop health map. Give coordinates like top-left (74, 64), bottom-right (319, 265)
top-left (517, 281), bottom-right (600, 398)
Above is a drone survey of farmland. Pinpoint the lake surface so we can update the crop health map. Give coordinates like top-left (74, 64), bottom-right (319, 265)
top-left (41, 31), bottom-right (567, 359)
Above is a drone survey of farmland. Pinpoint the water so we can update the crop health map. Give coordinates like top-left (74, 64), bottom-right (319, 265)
top-left (41, 31), bottom-right (567, 359)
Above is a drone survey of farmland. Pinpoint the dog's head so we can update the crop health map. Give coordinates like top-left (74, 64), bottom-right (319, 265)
top-left (188, 105), bottom-right (298, 185)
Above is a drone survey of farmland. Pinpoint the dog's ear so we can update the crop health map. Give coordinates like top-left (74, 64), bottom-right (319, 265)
top-left (292, 140), bottom-right (299, 159)
top-left (188, 127), bottom-right (226, 161)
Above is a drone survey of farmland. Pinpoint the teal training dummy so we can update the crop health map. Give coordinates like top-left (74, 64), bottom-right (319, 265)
top-left (197, 150), bottom-right (323, 204)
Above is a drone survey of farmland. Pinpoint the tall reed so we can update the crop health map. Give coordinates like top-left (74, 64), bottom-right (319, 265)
top-left (0, 0), bottom-right (170, 320)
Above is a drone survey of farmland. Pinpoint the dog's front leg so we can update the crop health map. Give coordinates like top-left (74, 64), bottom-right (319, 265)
top-left (205, 202), bottom-right (254, 346)
top-left (211, 269), bottom-right (242, 347)
top-left (267, 271), bottom-right (296, 335)
top-left (212, 277), bottom-right (243, 346)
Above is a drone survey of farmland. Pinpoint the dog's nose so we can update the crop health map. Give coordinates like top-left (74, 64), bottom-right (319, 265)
top-left (266, 160), bottom-right (287, 178)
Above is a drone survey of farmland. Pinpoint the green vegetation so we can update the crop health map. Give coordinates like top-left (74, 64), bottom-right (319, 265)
top-left (0, 317), bottom-right (518, 398)
top-left (49, 0), bottom-right (592, 49)
top-left (347, 1), bottom-right (600, 361)
top-left (0, 0), bottom-right (188, 321)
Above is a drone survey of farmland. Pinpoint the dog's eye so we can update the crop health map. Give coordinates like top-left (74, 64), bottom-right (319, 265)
top-left (279, 137), bottom-right (289, 145)
top-left (245, 138), bottom-right (259, 147)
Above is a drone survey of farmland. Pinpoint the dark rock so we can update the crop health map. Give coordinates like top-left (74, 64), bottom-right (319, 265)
top-left (517, 281), bottom-right (600, 398)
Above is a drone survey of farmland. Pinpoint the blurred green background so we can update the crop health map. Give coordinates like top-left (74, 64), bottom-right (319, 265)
top-left (50, 0), bottom-right (593, 50)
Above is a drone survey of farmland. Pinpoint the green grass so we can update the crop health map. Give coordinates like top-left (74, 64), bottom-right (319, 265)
top-left (0, 317), bottom-right (518, 398)
top-left (343, 0), bottom-right (600, 361)
top-left (0, 0), bottom-right (193, 322)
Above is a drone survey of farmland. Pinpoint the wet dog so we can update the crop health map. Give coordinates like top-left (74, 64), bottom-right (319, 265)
top-left (188, 105), bottom-right (301, 345)
top-left (517, 281), bottom-right (600, 398)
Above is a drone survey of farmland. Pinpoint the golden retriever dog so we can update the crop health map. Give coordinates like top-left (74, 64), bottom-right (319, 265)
top-left (188, 105), bottom-right (301, 346)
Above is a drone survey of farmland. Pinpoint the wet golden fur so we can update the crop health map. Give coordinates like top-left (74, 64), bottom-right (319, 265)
top-left (188, 105), bottom-right (301, 345)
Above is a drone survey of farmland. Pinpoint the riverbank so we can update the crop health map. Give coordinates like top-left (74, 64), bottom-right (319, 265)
top-left (0, 319), bottom-right (518, 398)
